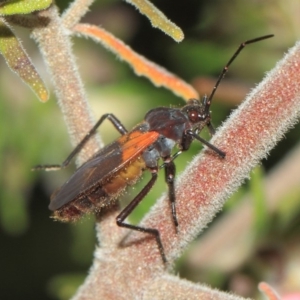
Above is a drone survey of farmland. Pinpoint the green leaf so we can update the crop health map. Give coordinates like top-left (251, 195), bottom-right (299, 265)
top-left (124, 0), bottom-right (184, 42)
top-left (0, 19), bottom-right (48, 101)
top-left (0, 0), bottom-right (52, 15)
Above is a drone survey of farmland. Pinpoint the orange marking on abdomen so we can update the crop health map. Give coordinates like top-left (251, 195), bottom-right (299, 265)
top-left (103, 156), bottom-right (146, 196)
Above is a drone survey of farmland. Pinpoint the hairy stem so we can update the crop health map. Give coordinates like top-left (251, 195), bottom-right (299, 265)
top-left (31, 4), bottom-right (100, 164)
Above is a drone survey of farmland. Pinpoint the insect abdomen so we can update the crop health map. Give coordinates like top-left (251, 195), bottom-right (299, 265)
top-left (52, 156), bottom-right (146, 222)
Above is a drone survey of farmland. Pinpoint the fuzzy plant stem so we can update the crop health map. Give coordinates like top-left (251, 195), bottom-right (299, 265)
top-left (31, 4), bottom-right (100, 164)
top-left (62, 0), bottom-right (95, 29)
top-left (71, 41), bottom-right (300, 299)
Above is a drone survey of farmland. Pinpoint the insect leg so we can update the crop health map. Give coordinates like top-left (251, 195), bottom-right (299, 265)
top-left (116, 170), bottom-right (167, 263)
top-left (159, 151), bottom-right (182, 169)
top-left (33, 113), bottom-right (128, 171)
top-left (186, 129), bottom-right (226, 158)
top-left (164, 160), bottom-right (178, 230)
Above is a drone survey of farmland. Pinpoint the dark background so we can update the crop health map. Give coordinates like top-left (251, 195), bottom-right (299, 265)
top-left (1, 0), bottom-right (299, 299)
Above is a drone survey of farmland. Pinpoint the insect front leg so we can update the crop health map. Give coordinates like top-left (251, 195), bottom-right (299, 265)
top-left (117, 170), bottom-right (167, 263)
top-left (184, 130), bottom-right (226, 158)
top-left (32, 113), bottom-right (128, 171)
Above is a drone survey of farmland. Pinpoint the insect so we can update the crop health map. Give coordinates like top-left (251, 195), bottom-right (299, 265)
top-left (34, 34), bottom-right (273, 263)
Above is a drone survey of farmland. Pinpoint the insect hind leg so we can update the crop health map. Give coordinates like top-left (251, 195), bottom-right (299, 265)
top-left (116, 171), bottom-right (167, 263)
top-left (32, 113), bottom-right (128, 171)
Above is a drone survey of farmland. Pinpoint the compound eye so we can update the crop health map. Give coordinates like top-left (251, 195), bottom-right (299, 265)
top-left (188, 109), bottom-right (202, 123)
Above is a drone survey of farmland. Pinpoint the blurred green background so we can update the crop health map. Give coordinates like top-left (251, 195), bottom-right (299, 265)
top-left (1, 0), bottom-right (300, 299)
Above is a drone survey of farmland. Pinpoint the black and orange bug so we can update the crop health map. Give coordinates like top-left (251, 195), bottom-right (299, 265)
top-left (34, 34), bottom-right (273, 263)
